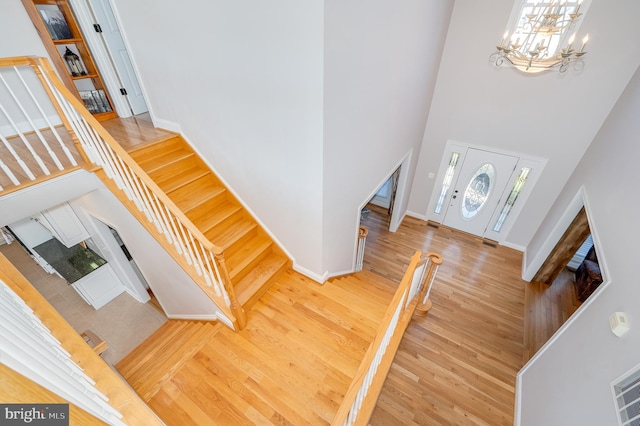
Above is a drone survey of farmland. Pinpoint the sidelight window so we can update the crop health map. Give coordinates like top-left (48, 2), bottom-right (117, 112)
top-left (433, 152), bottom-right (460, 215)
top-left (493, 167), bottom-right (531, 232)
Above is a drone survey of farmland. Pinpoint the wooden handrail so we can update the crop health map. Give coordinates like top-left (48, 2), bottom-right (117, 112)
top-left (0, 56), bottom-right (36, 67)
top-left (30, 57), bottom-right (223, 255)
top-left (333, 250), bottom-right (443, 425)
top-left (1, 56), bottom-right (239, 327)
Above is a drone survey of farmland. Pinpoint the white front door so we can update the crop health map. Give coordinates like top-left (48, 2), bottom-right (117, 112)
top-left (443, 148), bottom-right (518, 237)
top-left (88, 0), bottom-right (148, 115)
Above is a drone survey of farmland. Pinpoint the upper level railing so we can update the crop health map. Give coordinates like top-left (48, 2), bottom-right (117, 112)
top-left (0, 250), bottom-right (162, 424)
top-left (0, 56), bottom-right (243, 328)
top-left (333, 250), bottom-right (443, 425)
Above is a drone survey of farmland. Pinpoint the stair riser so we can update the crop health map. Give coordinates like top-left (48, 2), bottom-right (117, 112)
top-left (240, 260), bottom-right (289, 309)
top-left (223, 226), bottom-right (260, 258)
top-left (150, 156), bottom-right (201, 184)
top-left (186, 194), bottom-right (232, 224)
top-left (168, 176), bottom-right (226, 213)
top-left (122, 131), bottom-right (291, 327)
top-left (230, 244), bottom-right (272, 283)
top-left (129, 136), bottom-right (185, 161)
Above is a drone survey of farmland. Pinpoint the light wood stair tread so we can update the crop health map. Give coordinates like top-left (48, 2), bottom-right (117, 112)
top-left (116, 320), bottom-right (192, 377)
top-left (236, 253), bottom-right (289, 306)
top-left (115, 320), bottom-right (221, 401)
top-left (188, 201), bottom-right (242, 235)
top-left (106, 123), bottom-right (293, 329)
top-left (135, 147), bottom-right (195, 173)
top-left (167, 176), bottom-right (227, 213)
top-left (226, 235), bottom-right (273, 280)
top-left (153, 167), bottom-right (211, 194)
top-left (204, 216), bottom-right (257, 251)
top-left (148, 156), bottom-right (203, 185)
top-left (126, 135), bottom-right (184, 157)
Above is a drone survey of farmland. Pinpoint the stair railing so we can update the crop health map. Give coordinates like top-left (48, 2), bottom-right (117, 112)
top-left (0, 251), bottom-right (162, 424)
top-left (0, 56), bottom-right (245, 328)
top-left (333, 250), bottom-right (443, 426)
top-left (355, 226), bottom-right (368, 272)
top-left (0, 57), bottom-right (82, 192)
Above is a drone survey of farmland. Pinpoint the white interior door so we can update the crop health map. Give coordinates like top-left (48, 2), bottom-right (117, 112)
top-left (87, 0), bottom-right (148, 115)
top-left (443, 149), bottom-right (518, 237)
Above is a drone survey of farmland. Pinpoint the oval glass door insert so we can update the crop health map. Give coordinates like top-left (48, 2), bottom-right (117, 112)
top-left (461, 163), bottom-right (495, 220)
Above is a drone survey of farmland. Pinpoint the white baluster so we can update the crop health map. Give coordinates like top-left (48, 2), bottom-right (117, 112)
top-left (0, 70), bottom-right (63, 170)
top-left (0, 102), bottom-right (49, 175)
top-left (0, 122), bottom-right (35, 180)
top-left (15, 66), bottom-right (76, 166)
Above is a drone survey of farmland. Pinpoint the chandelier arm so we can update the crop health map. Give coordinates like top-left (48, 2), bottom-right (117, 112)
top-left (490, 0), bottom-right (588, 74)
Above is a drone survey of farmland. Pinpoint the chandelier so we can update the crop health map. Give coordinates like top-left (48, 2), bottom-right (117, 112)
top-left (490, 0), bottom-right (589, 73)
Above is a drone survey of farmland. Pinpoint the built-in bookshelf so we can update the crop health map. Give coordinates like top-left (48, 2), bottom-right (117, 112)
top-left (22, 0), bottom-right (116, 121)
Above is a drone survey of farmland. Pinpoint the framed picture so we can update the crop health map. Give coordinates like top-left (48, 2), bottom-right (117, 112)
top-left (37, 5), bottom-right (72, 40)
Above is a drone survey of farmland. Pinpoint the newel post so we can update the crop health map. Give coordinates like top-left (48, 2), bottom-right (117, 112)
top-left (415, 252), bottom-right (443, 316)
top-left (215, 252), bottom-right (247, 330)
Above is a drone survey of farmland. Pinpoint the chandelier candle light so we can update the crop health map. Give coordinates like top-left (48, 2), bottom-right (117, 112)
top-left (490, 0), bottom-right (589, 73)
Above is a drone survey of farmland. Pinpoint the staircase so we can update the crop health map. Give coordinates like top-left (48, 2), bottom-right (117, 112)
top-left (115, 320), bottom-right (222, 401)
top-left (0, 57), bottom-right (293, 329)
top-left (125, 134), bottom-right (291, 311)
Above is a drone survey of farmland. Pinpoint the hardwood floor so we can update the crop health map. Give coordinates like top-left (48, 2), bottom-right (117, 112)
top-left (116, 269), bottom-right (398, 425)
top-left (8, 115), bottom-right (582, 423)
top-left (0, 115), bottom-right (164, 192)
top-left (101, 115), bottom-right (175, 150)
top-left (523, 269), bottom-right (581, 362)
top-left (364, 206), bottom-right (525, 425)
top-left (363, 204), bottom-right (582, 424)
top-left (0, 126), bottom-right (82, 190)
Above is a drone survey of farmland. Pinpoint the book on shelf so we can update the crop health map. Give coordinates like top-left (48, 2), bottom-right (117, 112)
top-left (79, 90), bottom-right (112, 114)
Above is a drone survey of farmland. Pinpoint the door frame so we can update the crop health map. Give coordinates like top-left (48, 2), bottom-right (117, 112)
top-left (70, 0), bottom-right (148, 118)
top-left (353, 151), bottom-right (412, 270)
top-left (427, 140), bottom-right (547, 245)
top-left (442, 148), bottom-right (519, 237)
top-left (531, 206), bottom-right (590, 284)
top-left (523, 187), bottom-right (607, 285)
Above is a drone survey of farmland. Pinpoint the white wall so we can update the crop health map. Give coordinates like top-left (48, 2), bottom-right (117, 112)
top-left (109, 0), bottom-right (454, 277)
top-left (0, 1), bottom-right (61, 136)
top-left (0, 170), bottom-right (227, 322)
top-left (0, 1), bottom-right (49, 58)
top-left (518, 62), bottom-right (640, 424)
top-left (71, 185), bottom-right (226, 321)
top-left (110, 0), bottom-right (326, 276)
top-left (407, 0), bottom-right (640, 251)
top-left (322, 0), bottom-right (454, 274)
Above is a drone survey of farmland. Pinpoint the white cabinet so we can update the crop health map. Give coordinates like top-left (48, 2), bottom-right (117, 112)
top-left (72, 264), bottom-right (124, 309)
top-left (38, 202), bottom-right (90, 248)
top-left (8, 217), bottom-right (56, 274)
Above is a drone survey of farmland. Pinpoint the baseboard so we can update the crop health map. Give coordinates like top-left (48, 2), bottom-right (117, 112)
top-left (153, 118), bottom-right (181, 133)
top-left (293, 262), bottom-right (328, 284)
top-left (405, 210), bottom-right (429, 221)
top-left (326, 268), bottom-right (357, 281)
top-left (500, 240), bottom-right (525, 252)
top-left (165, 313), bottom-right (219, 321)
top-left (389, 211), bottom-right (408, 233)
top-left (165, 312), bottom-right (234, 330)
top-left (215, 313), bottom-right (234, 329)
top-left (123, 287), bottom-right (150, 304)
